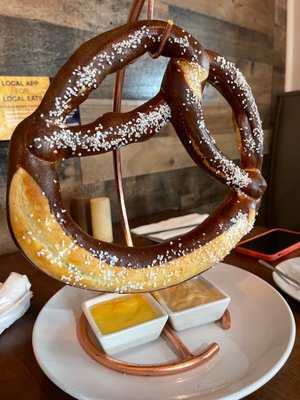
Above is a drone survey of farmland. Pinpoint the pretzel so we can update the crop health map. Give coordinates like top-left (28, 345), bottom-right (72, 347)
top-left (7, 20), bottom-right (266, 292)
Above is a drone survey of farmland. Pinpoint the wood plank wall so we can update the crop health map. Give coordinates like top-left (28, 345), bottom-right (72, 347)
top-left (0, 0), bottom-right (286, 253)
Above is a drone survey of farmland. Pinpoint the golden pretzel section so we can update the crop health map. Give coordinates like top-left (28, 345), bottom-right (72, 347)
top-left (9, 167), bottom-right (256, 292)
top-left (178, 59), bottom-right (208, 97)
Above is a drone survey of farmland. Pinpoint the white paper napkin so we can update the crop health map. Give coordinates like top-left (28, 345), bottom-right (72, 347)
top-left (131, 213), bottom-right (209, 242)
top-left (0, 272), bottom-right (32, 334)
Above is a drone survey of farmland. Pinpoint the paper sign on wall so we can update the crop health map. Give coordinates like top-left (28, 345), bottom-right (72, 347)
top-left (0, 76), bottom-right (50, 140)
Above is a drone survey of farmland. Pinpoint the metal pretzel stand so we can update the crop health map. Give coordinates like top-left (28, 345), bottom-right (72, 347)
top-left (77, 0), bottom-right (231, 376)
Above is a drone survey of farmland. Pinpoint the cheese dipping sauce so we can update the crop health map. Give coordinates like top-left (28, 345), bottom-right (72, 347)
top-left (154, 278), bottom-right (224, 312)
top-left (90, 294), bottom-right (159, 335)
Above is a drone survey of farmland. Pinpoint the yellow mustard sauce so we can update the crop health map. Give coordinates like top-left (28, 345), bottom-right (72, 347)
top-left (90, 294), bottom-right (159, 335)
top-left (154, 278), bottom-right (224, 312)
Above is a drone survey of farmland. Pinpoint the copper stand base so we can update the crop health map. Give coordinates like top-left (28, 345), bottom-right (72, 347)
top-left (77, 309), bottom-right (231, 376)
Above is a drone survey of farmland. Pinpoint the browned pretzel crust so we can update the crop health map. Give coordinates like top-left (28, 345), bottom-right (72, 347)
top-left (7, 20), bottom-right (266, 292)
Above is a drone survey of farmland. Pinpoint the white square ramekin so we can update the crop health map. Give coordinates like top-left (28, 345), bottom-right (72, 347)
top-left (153, 276), bottom-right (230, 331)
top-left (82, 293), bottom-right (168, 355)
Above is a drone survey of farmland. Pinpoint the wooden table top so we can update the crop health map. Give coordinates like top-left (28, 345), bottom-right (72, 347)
top-left (0, 211), bottom-right (299, 400)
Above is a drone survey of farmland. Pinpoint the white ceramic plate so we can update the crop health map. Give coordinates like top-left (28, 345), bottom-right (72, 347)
top-left (32, 263), bottom-right (295, 400)
top-left (273, 257), bottom-right (300, 301)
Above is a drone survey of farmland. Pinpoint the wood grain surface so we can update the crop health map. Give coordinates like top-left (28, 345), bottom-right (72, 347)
top-left (0, 0), bottom-right (287, 254)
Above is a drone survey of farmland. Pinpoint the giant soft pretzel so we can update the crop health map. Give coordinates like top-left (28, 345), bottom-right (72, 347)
top-left (7, 20), bottom-right (266, 292)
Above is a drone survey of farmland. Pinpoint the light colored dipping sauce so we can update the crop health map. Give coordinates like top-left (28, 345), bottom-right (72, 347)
top-left (154, 278), bottom-right (224, 312)
top-left (90, 294), bottom-right (159, 335)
